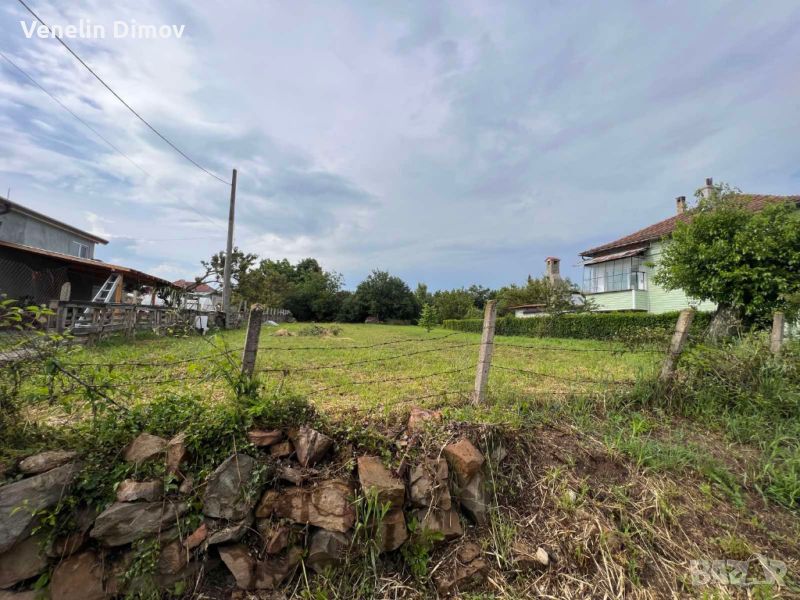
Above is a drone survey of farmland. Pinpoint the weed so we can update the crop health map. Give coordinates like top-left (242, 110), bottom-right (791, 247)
top-left (400, 517), bottom-right (443, 583)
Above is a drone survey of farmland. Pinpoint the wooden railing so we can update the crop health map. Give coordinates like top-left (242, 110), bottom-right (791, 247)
top-left (51, 301), bottom-right (245, 338)
top-left (262, 307), bottom-right (294, 323)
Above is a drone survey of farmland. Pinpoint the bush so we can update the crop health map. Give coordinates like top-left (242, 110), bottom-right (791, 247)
top-left (656, 335), bottom-right (800, 508)
top-left (443, 311), bottom-right (713, 343)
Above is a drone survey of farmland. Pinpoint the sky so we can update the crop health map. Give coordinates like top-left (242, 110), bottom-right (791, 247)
top-left (1, 1), bottom-right (799, 291)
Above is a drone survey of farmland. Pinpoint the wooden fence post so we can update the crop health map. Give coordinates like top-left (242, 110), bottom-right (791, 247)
top-left (770, 311), bottom-right (785, 355)
top-left (472, 300), bottom-right (498, 405)
top-left (659, 308), bottom-right (694, 383)
top-left (241, 304), bottom-right (264, 378)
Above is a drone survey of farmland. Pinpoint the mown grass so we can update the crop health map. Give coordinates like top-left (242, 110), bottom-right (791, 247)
top-left (17, 322), bottom-right (660, 426)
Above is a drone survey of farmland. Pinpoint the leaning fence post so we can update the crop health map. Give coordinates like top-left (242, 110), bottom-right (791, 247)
top-left (241, 304), bottom-right (264, 378)
top-left (770, 311), bottom-right (785, 355)
top-left (659, 308), bottom-right (695, 383)
top-left (472, 300), bottom-right (498, 405)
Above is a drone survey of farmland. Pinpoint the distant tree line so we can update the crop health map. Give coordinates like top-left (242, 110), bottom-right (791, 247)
top-left (193, 250), bottom-right (587, 323)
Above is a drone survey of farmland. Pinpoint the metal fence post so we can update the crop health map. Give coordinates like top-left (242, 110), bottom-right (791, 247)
top-left (770, 311), bottom-right (785, 355)
top-left (472, 300), bottom-right (498, 405)
top-left (241, 304), bottom-right (264, 378)
top-left (659, 308), bottom-right (694, 383)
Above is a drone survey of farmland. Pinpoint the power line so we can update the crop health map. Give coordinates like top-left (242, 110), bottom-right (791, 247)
top-left (0, 50), bottom-right (226, 232)
top-left (15, 0), bottom-right (231, 187)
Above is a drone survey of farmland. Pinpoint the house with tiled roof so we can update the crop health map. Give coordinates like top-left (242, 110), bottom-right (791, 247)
top-left (579, 178), bottom-right (800, 313)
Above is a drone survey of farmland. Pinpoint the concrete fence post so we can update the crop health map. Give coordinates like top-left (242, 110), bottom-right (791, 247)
top-left (472, 300), bottom-right (498, 405)
top-left (770, 311), bottom-right (785, 355)
top-left (659, 308), bottom-right (695, 383)
top-left (241, 304), bottom-right (264, 378)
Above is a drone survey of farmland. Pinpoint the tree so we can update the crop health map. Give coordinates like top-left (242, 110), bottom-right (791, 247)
top-left (494, 275), bottom-right (586, 315)
top-left (432, 289), bottom-right (475, 321)
top-left (418, 303), bottom-right (440, 332)
top-left (415, 283), bottom-right (431, 307)
top-left (237, 257), bottom-right (343, 321)
top-left (466, 284), bottom-right (493, 309)
top-left (199, 247), bottom-right (258, 291)
top-left (353, 270), bottom-right (419, 322)
top-left (655, 183), bottom-right (800, 327)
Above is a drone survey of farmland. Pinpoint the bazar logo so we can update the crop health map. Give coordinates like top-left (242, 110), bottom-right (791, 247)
top-left (690, 556), bottom-right (787, 587)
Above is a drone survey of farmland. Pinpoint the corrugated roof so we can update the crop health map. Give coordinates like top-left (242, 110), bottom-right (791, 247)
top-left (583, 246), bottom-right (647, 265)
top-left (580, 195), bottom-right (800, 257)
top-left (1, 197), bottom-right (109, 244)
top-left (0, 239), bottom-right (175, 287)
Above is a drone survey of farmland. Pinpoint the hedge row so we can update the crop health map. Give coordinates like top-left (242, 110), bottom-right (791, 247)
top-left (442, 311), bottom-right (713, 343)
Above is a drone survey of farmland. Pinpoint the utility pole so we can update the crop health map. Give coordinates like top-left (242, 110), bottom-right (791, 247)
top-left (222, 168), bottom-right (237, 329)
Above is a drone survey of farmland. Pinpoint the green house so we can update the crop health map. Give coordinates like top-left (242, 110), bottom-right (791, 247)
top-left (579, 180), bottom-right (799, 313)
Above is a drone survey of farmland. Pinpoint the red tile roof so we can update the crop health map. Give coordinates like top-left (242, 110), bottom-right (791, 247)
top-left (173, 279), bottom-right (218, 293)
top-left (580, 194), bottom-right (800, 257)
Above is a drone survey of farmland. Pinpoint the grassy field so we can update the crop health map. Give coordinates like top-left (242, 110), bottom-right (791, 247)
top-left (6, 323), bottom-right (800, 597)
top-left (22, 322), bottom-right (661, 425)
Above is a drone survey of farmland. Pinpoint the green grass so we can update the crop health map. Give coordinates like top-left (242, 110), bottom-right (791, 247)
top-left (19, 323), bottom-right (660, 425)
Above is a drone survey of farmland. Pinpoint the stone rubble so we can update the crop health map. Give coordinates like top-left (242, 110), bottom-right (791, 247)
top-left (273, 480), bottom-right (356, 533)
top-left (123, 433), bottom-right (167, 464)
top-left (0, 534), bottom-right (48, 588)
top-left (409, 458), bottom-right (451, 510)
top-left (2, 417), bottom-right (507, 597)
top-left (307, 529), bottom-right (349, 572)
top-left (115, 479), bottom-right (163, 503)
top-left (443, 439), bottom-right (485, 486)
top-left (203, 454), bottom-right (256, 520)
top-left (165, 432), bottom-right (189, 475)
top-left (289, 426), bottom-right (333, 467)
top-left (357, 456), bottom-right (405, 509)
top-left (90, 501), bottom-right (188, 547)
top-left (0, 461), bottom-right (80, 553)
top-left (247, 429), bottom-right (283, 447)
top-left (18, 450), bottom-right (78, 475)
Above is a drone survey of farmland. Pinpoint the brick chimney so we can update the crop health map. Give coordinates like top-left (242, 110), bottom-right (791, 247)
top-left (545, 257), bottom-right (561, 284)
top-left (676, 196), bottom-right (687, 215)
top-left (701, 177), bottom-right (714, 199)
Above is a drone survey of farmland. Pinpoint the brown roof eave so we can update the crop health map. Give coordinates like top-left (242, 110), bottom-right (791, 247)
top-left (0, 239), bottom-right (176, 288)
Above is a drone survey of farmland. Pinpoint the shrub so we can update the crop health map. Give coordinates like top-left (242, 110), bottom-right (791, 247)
top-left (418, 304), bottom-right (440, 332)
top-left (625, 334), bottom-right (800, 508)
top-left (443, 311), bottom-right (713, 343)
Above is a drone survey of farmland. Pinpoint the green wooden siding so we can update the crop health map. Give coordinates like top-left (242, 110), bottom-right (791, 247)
top-left (584, 240), bottom-right (715, 313)
top-left (644, 242), bottom-right (716, 314)
top-left (587, 290), bottom-right (638, 312)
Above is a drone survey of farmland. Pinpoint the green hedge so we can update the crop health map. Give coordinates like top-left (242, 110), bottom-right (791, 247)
top-left (443, 311), bottom-right (713, 343)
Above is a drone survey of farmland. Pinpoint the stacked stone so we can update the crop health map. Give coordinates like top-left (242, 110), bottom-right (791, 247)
top-left (0, 415), bottom-right (502, 597)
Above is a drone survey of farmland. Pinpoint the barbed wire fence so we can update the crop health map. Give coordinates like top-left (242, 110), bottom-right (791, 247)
top-left (3, 301), bottom-right (703, 433)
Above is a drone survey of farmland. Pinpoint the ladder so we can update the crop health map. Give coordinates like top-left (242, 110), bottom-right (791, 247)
top-left (73, 274), bottom-right (122, 329)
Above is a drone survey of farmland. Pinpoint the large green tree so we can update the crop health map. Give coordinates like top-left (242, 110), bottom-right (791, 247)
top-left (237, 257), bottom-right (342, 321)
top-left (432, 288), bottom-right (477, 320)
top-left (352, 270), bottom-right (419, 322)
top-left (655, 183), bottom-right (800, 326)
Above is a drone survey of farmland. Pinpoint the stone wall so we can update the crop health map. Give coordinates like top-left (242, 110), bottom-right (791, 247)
top-left (0, 408), bottom-right (533, 598)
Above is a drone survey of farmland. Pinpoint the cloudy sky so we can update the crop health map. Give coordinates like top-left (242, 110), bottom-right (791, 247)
top-left (2, 1), bottom-right (799, 290)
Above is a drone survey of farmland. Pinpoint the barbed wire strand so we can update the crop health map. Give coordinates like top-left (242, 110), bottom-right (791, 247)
top-left (492, 364), bottom-right (636, 386)
top-left (307, 366), bottom-right (473, 396)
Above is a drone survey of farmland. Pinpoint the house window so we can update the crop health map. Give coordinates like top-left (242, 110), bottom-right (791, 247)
top-left (71, 241), bottom-right (90, 259)
top-left (583, 257), bottom-right (646, 293)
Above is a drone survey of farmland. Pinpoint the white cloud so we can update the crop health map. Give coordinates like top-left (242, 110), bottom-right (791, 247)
top-left (2, 0), bottom-right (800, 289)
